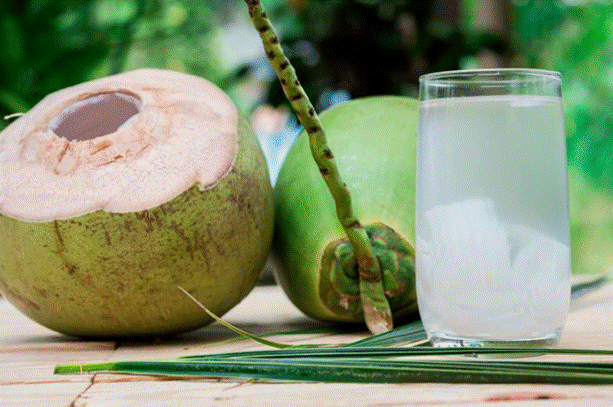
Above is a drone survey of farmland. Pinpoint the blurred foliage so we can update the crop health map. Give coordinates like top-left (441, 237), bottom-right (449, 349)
top-left (261, 0), bottom-right (509, 110)
top-left (568, 167), bottom-right (613, 275)
top-left (0, 0), bottom-right (510, 121)
top-left (513, 0), bottom-right (613, 191)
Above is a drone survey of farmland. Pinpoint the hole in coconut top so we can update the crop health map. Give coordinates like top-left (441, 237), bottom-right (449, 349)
top-left (50, 91), bottom-right (141, 141)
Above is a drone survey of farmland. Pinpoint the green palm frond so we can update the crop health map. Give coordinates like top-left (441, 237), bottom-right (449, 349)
top-left (55, 277), bottom-right (612, 385)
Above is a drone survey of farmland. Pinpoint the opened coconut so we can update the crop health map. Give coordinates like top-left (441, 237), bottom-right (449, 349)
top-left (0, 69), bottom-right (274, 337)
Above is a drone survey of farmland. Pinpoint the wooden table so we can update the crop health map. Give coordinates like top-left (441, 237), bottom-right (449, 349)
top-left (1, 280), bottom-right (612, 407)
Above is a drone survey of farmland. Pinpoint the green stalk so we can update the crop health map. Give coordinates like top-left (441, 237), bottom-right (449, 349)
top-left (243, 0), bottom-right (392, 334)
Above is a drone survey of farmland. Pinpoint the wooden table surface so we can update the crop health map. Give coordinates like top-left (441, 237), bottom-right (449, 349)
top-left (1, 279), bottom-right (612, 407)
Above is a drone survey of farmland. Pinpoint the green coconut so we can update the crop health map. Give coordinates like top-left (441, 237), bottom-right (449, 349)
top-left (273, 96), bottom-right (419, 324)
top-left (0, 69), bottom-right (274, 337)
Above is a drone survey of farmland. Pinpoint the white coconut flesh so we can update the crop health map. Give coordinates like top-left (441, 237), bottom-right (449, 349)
top-left (0, 69), bottom-right (237, 222)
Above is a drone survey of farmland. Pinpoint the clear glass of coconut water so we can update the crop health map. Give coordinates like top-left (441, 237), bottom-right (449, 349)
top-left (415, 69), bottom-right (570, 348)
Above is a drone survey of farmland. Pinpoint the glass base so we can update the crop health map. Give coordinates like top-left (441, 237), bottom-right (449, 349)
top-left (428, 332), bottom-right (561, 358)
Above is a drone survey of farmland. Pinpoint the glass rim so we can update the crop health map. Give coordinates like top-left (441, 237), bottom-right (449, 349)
top-left (419, 68), bottom-right (561, 83)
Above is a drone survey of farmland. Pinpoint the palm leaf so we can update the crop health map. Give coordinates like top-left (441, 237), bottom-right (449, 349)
top-left (54, 277), bottom-right (612, 384)
top-left (55, 347), bottom-right (613, 384)
top-left (342, 320), bottom-right (427, 347)
top-left (571, 274), bottom-right (609, 298)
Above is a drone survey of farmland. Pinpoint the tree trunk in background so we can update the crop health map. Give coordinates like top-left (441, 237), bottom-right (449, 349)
top-left (461, 0), bottom-right (511, 68)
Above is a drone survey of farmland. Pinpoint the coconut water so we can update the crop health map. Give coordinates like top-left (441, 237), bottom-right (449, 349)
top-left (416, 94), bottom-right (570, 343)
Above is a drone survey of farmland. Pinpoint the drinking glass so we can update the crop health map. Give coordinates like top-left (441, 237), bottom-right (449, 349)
top-left (415, 69), bottom-right (570, 348)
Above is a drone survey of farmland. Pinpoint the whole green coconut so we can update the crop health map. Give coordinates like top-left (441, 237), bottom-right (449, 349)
top-left (0, 69), bottom-right (274, 337)
top-left (273, 96), bottom-right (418, 324)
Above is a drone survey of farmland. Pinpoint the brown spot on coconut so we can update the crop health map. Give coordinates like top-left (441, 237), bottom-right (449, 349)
top-left (0, 69), bottom-right (274, 338)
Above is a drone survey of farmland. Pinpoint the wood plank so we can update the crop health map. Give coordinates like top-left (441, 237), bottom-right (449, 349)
top-left (61, 380), bottom-right (613, 407)
top-left (0, 299), bottom-right (117, 385)
top-left (0, 381), bottom-right (93, 407)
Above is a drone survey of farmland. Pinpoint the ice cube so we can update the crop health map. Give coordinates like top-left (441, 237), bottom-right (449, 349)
top-left (421, 198), bottom-right (514, 323)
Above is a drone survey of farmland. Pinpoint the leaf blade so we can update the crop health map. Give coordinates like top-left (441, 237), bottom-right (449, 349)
top-left (56, 357), bottom-right (613, 385)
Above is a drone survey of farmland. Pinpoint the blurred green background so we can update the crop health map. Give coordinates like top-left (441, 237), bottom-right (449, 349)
top-left (0, 0), bottom-right (611, 276)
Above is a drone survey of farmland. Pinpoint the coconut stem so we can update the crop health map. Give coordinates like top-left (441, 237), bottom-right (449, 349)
top-left (244, 0), bottom-right (392, 334)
